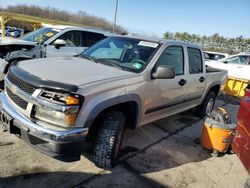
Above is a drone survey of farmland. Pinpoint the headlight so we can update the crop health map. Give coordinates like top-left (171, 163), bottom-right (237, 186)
top-left (33, 91), bottom-right (83, 128)
top-left (40, 91), bottom-right (81, 106)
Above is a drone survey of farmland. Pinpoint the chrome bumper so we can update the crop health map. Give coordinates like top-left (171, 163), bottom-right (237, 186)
top-left (0, 92), bottom-right (88, 161)
top-left (0, 92), bottom-right (88, 142)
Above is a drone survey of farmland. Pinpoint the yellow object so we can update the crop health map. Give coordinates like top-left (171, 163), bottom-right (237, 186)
top-left (0, 11), bottom-right (88, 38)
top-left (223, 76), bottom-right (249, 98)
top-left (65, 96), bottom-right (79, 105)
top-left (201, 122), bottom-right (233, 152)
top-left (65, 113), bottom-right (77, 127)
top-left (201, 108), bottom-right (236, 153)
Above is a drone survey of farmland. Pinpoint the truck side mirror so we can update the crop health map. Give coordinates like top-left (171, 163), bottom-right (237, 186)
top-left (152, 65), bottom-right (175, 79)
top-left (54, 39), bottom-right (66, 49)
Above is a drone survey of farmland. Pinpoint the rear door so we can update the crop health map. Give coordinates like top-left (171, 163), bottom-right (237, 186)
top-left (184, 47), bottom-right (206, 106)
top-left (232, 87), bottom-right (250, 175)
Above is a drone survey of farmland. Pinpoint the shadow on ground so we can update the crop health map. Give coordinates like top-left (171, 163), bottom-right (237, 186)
top-left (0, 170), bottom-right (166, 188)
top-left (0, 95), bottom-right (239, 187)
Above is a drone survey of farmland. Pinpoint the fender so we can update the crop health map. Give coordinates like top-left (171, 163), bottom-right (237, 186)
top-left (201, 81), bottom-right (221, 102)
top-left (84, 94), bottom-right (142, 128)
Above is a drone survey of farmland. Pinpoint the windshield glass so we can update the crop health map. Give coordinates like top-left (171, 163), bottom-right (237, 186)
top-left (21, 27), bottom-right (60, 43)
top-left (81, 36), bottom-right (160, 73)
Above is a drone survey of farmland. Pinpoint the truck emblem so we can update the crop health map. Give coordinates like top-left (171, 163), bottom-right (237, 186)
top-left (10, 85), bottom-right (18, 94)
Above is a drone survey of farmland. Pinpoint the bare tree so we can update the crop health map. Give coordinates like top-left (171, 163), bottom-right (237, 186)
top-left (0, 5), bottom-right (125, 34)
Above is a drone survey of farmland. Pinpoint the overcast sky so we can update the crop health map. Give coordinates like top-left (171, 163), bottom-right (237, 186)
top-left (0, 0), bottom-right (249, 38)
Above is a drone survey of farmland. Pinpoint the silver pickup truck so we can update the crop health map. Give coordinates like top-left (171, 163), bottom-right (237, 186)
top-left (0, 35), bottom-right (227, 169)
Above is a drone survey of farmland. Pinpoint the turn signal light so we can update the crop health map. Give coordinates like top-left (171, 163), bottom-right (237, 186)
top-left (65, 113), bottom-right (77, 126)
top-left (65, 96), bottom-right (80, 105)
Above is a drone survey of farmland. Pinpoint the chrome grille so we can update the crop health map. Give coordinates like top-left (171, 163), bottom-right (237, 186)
top-left (7, 72), bottom-right (36, 94)
top-left (6, 87), bottom-right (28, 109)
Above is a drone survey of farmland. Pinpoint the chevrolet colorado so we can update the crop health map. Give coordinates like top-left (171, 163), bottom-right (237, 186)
top-left (0, 35), bottom-right (227, 169)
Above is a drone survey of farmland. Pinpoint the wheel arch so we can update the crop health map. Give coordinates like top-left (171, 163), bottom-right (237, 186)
top-left (85, 94), bottom-right (142, 129)
top-left (202, 82), bottom-right (221, 103)
top-left (84, 94), bottom-right (141, 143)
top-left (209, 84), bottom-right (220, 96)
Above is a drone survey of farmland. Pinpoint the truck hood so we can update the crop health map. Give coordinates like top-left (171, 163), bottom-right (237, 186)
top-left (0, 38), bottom-right (37, 46)
top-left (0, 38), bottom-right (37, 55)
top-left (17, 57), bottom-right (135, 86)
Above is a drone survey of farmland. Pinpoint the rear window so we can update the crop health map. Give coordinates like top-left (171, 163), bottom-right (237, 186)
top-left (188, 47), bottom-right (203, 74)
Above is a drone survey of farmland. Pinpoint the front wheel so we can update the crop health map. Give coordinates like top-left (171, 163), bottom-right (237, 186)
top-left (93, 111), bottom-right (125, 169)
top-left (196, 91), bottom-right (216, 118)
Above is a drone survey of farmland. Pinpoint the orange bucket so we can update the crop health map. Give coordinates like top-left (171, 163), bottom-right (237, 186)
top-left (201, 108), bottom-right (236, 153)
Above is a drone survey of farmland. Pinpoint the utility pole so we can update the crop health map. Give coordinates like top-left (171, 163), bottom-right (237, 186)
top-left (113, 0), bottom-right (118, 32)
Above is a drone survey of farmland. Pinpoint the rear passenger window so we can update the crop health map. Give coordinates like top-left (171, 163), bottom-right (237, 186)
top-left (81, 31), bottom-right (106, 47)
top-left (156, 46), bottom-right (184, 76)
top-left (188, 47), bottom-right (203, 74)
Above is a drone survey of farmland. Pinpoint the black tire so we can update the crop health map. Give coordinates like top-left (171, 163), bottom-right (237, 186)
top-left (0, 80), bottom-right (4, 90)
top-left (196, 91), bottom-right (216, 118)
top-left (244, 178), bottom-right (250, 188)
top-left (93, 111), bottom-right (125, 169)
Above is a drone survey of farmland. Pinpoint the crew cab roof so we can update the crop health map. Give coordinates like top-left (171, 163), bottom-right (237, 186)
top-left (115, 34), bottom-right (201, 48)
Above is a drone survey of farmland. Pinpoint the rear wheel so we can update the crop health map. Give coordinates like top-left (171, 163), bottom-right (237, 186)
top-left (93, 111), bottom-right (125, 169)
top-left (196, 91), bottom-right (216, 118)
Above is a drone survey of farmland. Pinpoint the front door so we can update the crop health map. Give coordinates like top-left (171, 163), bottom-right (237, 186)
top-left (46, 31), bottom-right (81, 58)
top-left (143, 45), bottom-right (187, 124)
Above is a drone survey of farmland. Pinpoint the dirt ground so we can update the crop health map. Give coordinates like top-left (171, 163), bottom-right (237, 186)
top-left (0, 95), bottom-right (249, 188)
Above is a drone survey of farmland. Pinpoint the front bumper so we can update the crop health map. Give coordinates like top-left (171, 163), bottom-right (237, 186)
top-left (0, 93), bottom-right (88, 162)
top-left (0, 58), bottom-right (8, 84)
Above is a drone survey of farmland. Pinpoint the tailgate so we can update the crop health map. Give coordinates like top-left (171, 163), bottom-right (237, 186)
top-left (232, 87), bottom-right (250, 175)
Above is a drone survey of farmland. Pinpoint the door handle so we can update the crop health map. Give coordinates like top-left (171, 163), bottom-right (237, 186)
top-left (199, 76), bottom-right (205, 82)
top-left (179, 79), bottom-right (187, 86)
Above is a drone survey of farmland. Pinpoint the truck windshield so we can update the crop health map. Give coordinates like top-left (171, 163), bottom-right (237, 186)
top-left (81, 36), bottom-right (160, 73)
top-left (21, 27), bottom-right (60, 43)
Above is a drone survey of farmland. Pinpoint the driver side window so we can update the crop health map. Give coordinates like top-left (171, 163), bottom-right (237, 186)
top-left (54, 31), bottom-right (81, 47)
top-left (156, 46), bottom-right (184, 76)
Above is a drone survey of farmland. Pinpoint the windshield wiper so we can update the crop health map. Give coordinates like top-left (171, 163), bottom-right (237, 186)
top-left (95, 58), bottom-right (123, 70)
top-left (80, 55), bottom-right (123, 70)
top-left (80, 54), bottom-right (96, 62)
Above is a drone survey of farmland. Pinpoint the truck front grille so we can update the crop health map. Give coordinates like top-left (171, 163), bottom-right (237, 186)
top-left (6, 87), bottom-right (28, 109)
top-left (7, 72), bottom-right (36, 94)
